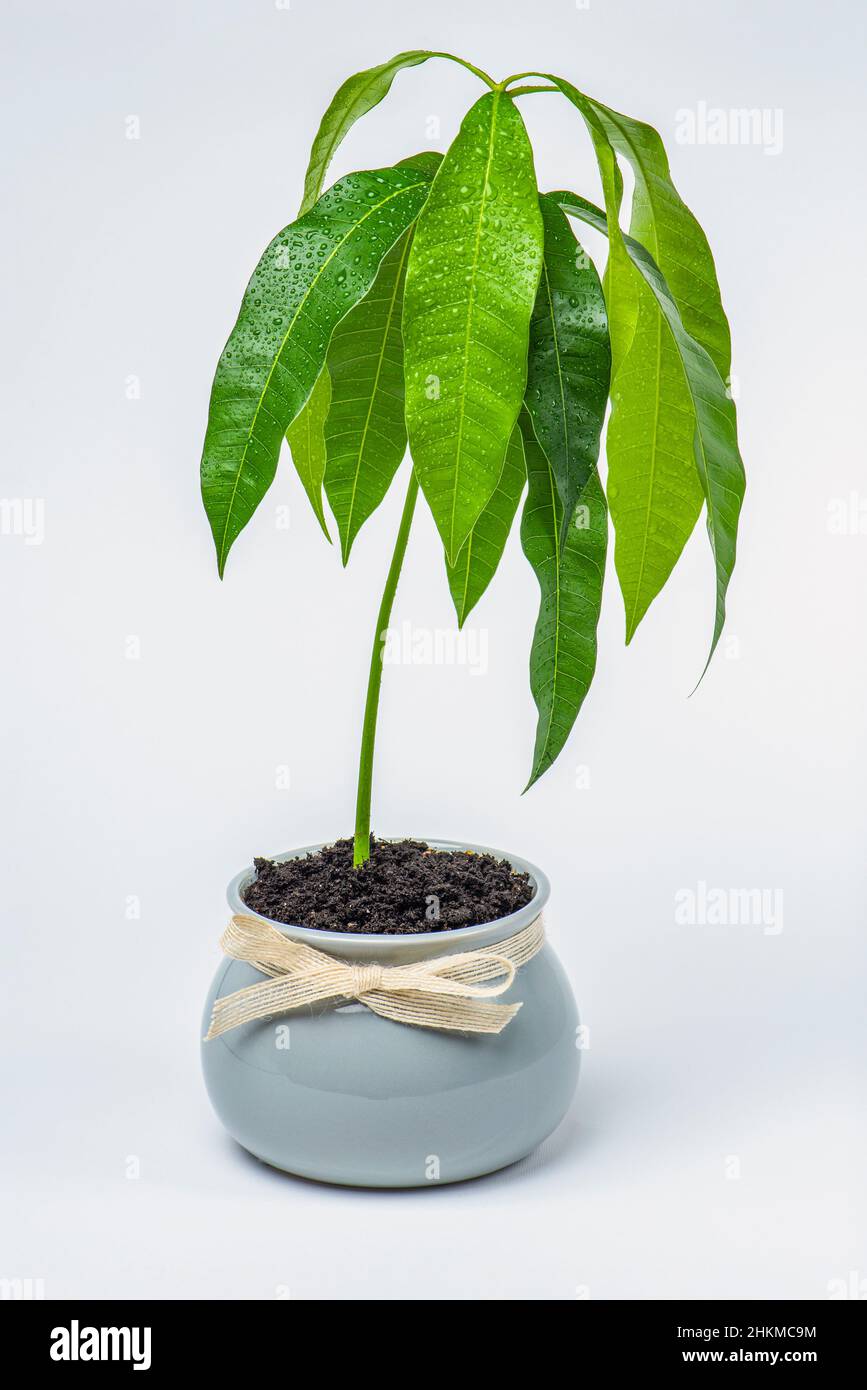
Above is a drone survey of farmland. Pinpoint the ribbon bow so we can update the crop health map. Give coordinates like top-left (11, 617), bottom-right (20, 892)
top-left (205, 913), bottom-right (544, 1039)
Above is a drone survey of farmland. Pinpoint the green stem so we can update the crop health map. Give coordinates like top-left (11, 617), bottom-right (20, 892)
top-left (506, 84), bottom-right (560, 97)
top-left (430, 52), bottom-right (498, 90)
top-left (353, 470), bottom-right (419, 867)
top-left (502, 71), bottom-right (544, 88)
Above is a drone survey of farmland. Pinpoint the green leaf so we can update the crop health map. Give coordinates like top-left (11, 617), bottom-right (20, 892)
top-left (445, 424), bottom-right (526, 625)
top-left (524, 194), bottom-right (611, 541)
top-left (285, 370), bottom-right (332, 541)
top-left (290, 45), bottom-right (477, 532)
top-left (546, 190), bottom-right (702, 639)
top-left (322, 228), bottom-right (413, 563)
top-left (393, 150), bottom-right (445, 180)
top-left (600, 168), bottom-right (640, 372)
top-left (589, 99), bottom-right (731, 379)
top-left (292, 153), bottom-right (441, 540)
top-left (544, 74), bottom-right (745, 666)
top-left (403, 90), bottom-right (544, 563)
top-left (292, 55), bottom-right (434, 533)
top-left (299, 51), bottom-right (434, 216)
top-left (520, 411), bottom-right (607, 788)
top-left (605, 287), bottom-right (704, 640)
top-left (199, 162), bottom-right (433, 576)
top-left (554, 185), bottom-right (744, 670)
top-left (318, 153), bottom-right (444, 561)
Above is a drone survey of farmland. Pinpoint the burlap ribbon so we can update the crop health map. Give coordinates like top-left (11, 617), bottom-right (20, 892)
top-left (205, 912), bottom-right (545, 1039)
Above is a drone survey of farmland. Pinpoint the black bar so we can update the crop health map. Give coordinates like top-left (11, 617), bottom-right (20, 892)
top-left (4, 1298), bottom-right (864, 1373)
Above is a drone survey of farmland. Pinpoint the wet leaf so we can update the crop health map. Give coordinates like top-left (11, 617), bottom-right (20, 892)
top-left (590, 98), bottom-right (732, 379)
top-left (403, 91), bottom-right (544, 563)
top-left (445, 424), bottom-right (526, 625)
top-left (322, 230), bottom-right (413, 562)
top-left (524, 193), bottom-right (611, 541)
top-left (520, 411), bottom-right (607, 788)
top-left (285, 370), bottom-right (332, 541)
top-left (547, 190), bottom-right (702, 639)
top-left (545, 75), bottom-right (745, 667)
top-left (299, 53), bottom-right (437, 217)
top-left (200, 163), bottom-right (432, 575)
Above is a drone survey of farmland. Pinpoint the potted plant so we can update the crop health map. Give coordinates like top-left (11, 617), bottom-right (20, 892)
top-left (199, 50), bottom-right (745, 1187)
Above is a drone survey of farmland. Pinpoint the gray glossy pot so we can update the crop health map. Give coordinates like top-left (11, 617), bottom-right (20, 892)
top-left (201, 840), bottom-right (580, 1187)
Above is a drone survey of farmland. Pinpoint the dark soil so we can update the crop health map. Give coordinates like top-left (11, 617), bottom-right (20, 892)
top-left (242, 837), bottom-right (534, 934)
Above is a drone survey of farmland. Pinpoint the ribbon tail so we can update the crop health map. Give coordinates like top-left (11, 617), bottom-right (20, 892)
top-left (205, 970), bottom-right (345, 1040)
top-left (362, 989), bottom-right (522, 1035)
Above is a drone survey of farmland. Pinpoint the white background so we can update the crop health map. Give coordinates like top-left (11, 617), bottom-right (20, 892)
top-left (1, 0), bottom-right (864, 1299)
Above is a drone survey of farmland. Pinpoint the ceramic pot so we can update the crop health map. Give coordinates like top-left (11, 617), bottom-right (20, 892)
top-left (201, 840), bottom-right (579, 1187)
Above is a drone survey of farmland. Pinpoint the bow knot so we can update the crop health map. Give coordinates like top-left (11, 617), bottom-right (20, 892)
top-left (205, 912), bottom-right (545, 1039)
top-left (349, 963), bottom-right (384, 997)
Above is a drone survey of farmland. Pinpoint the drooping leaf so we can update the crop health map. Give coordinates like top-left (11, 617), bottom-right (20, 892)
top-left (605, 287), bottom-right (704, 639)
top-left (445, 425), bottom-right (526, 625)
top-left (553, 166), bottom-right (744, 669)
top-left (520, 411), bottom-right (607, 788)
top-left (403, 90), bottom-right (544, 563)
top-left (291, 59), bottom-right (434, 528)
top-left (322, 229), bottom-right (412, 563)
top-left (600, 163), bottom-right (640, 373)
top-left (526, 187), bottom-right (693, 641)
top-left (199, 163), bottom-right (433, 575)
top-left (319, 155), bottom-right (445, 562)
top-left (550, 192), bottom-right (655, 334)
top-left (589, 98), bottom-right (732, 380)
top-left (539, 74), bottom-right (744, 669)
top-left (290, 63), bottom-right (432, 517)
top-left (554, 89), bottom-right (740, 653)
top-left (298, 52), bottom-right (435, 216)
top-left (285, 370), bottom-right (332, 541)
top-left (543, 189), bottom-right (702, 638)
top-left (292, 153), bottom-right (441, 539)
top-left (524, 194), bottom-right (611, 541)
top-left (290, 43), bottom-right (463, 502)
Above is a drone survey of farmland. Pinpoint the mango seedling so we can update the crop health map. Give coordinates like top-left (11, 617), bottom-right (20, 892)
top-left (199, 51), bottom-right (745, 865)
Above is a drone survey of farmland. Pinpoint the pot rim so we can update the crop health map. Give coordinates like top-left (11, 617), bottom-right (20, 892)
top-left (226, 837), bottom-right (550, 954)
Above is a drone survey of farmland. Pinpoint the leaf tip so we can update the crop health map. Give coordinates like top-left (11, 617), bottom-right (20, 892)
top-left (688, 650), bottom-right (715, 698)
top-left (522, 762), bottom-right (544, 794)
top-left (689, 616), bottom-right (726, 696)
top-left (624, 608), bottom-right (644, 645)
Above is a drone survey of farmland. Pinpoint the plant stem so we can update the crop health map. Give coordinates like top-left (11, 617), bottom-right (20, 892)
top-left (353, 469), bottom-right (419, 867)
top-left (501, 71), bottom-right (544, 88)
top-left (506, 84), bottom-right (560, 97)
top-left (430, 52), bottom-right (498, 90)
